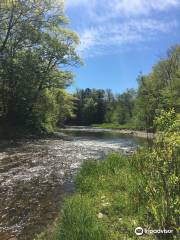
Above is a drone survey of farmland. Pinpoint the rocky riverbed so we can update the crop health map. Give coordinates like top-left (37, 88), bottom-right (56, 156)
top-left (0, 130), bottom-right (144, 240)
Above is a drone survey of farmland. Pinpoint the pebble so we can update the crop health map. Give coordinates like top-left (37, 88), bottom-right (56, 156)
top-left (97, 212), bottom-right (104, 219)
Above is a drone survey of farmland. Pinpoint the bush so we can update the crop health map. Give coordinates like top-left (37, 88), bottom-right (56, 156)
top-left (132, 110), bottom-right (180, 239)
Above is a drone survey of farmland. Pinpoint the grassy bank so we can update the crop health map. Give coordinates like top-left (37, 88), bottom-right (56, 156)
top-left (36, 151), bottom-right (179, 240)
top-left (91, 123), bottom-right (139, 130)
top-left (36, 153), bottom-right (147, 240)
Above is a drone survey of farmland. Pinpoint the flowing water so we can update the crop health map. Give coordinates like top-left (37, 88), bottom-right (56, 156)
top-left (0, 128), bottom-right (145, 240)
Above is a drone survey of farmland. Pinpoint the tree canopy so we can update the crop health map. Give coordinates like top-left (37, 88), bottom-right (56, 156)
top-left (0, 0), bottom-right (81, 132)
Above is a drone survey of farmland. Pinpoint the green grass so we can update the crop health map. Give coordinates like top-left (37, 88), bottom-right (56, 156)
top-left (91, 123), bottom-right (137, 130)
top-left (35, 153), bottom-right (153, 240)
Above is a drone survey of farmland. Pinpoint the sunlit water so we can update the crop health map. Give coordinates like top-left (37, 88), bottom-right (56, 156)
top-left (0, 128), bottom-right (145, 240)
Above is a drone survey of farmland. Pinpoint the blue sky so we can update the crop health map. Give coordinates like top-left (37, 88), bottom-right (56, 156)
top-left (65, 0), bottom-right (180, 93)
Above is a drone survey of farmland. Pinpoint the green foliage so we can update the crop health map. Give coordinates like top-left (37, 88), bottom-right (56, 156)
top-left (29, 89), bottom-right (77, 132)
top-left (134, 46), bottom-right (180, 130)
top-left (110, 89), bottom-right (136, 125)
top-left (57, 90), bottom-right (77, 127)
top-left (68, 88), bottom-right (107, 125)
top-left (0, 0), bottom-right (81, 133)
top-left (154, 109), bottom-right (178, 132)
top-left (32, 89), bottom-right (58, 132)
top-left (69, 88), bottom-right (136, 127)
top-left (132, 110), bottom-right (180, 239)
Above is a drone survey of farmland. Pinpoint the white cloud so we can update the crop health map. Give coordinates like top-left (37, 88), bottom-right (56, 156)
top-left (78, 28), bottom-right (97, 54)
top-left (110, 0), bottom-right (179, 16)
top-left (78, 19), bottom-right (177, 57)
top-left (66, 0), bottom-right (180, 16)
top-left (65, 0), bottom-right (179, 57)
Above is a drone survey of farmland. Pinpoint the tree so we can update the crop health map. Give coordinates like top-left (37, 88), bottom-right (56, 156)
top-left (70, 88), bottom-right (108, 126)
top-left (113, 89), bottom-right (136, 124)
top-left (0, 0), bottom-right (81, 131)
top-left (134, 45), bottom-right (180, 130)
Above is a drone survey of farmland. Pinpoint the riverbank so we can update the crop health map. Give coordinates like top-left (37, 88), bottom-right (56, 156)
top-left (36, 153), bottom-right (153, 240)
top-left (92, 123), bottom-right (136, 129)
top-left (92, 123), bottom-right (154, 139)
top-left (0, 124), bottom-right (71, 141)
top-left (63, 125), bottom-right (154, 139)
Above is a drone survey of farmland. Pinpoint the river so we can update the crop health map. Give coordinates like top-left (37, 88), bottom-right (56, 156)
top-left (0, 127), bottom-right (145, 240)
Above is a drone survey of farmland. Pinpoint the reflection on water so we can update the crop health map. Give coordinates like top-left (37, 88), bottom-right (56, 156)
top-left (60, 128), bottom-right (146, 143)
top-left (0, 129), bottom-right (145, 240)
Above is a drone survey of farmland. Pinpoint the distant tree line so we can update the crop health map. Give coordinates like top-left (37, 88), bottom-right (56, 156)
top-left (68, 46), bottom-right (180, 131)
top-left (67, 88), bottom-right (136, 126)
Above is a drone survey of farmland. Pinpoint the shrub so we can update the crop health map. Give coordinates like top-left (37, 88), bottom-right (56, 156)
top-left (132, 110), bottom-right (180, 239)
